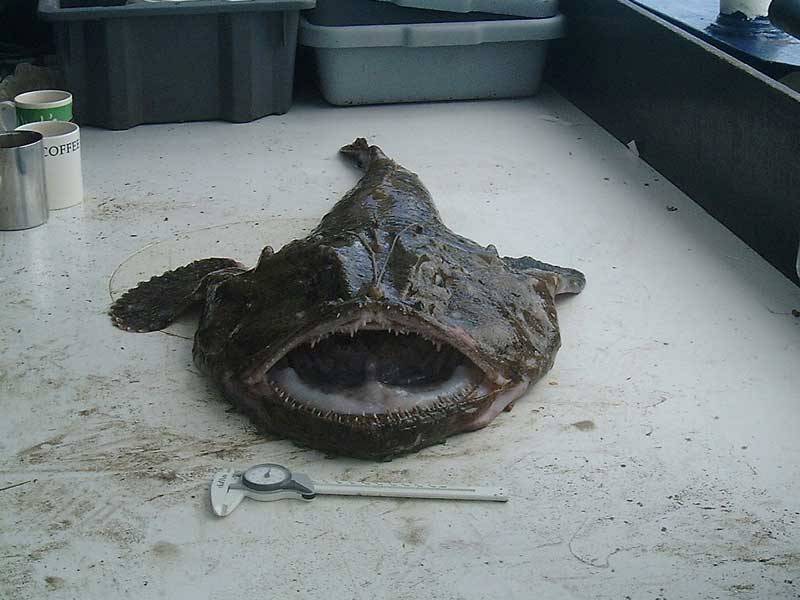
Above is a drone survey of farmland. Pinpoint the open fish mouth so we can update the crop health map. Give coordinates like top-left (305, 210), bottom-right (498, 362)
top-left (267, 331), bottom-right (489, 417)
top-left (244, 310), bottom-right (499, 423)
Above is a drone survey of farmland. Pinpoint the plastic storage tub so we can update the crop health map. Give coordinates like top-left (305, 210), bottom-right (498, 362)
top-left (38, 0), bottom-right (315, 129)
top-left (299, 0), bottom-right (565, 106)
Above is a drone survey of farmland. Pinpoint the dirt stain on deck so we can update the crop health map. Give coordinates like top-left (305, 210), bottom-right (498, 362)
top-left (44, 576), bottom-right (65, 590)
top-left (151, 541), bottom-right (180, 559)
top-left (572, 420), bottom-right (596, 431)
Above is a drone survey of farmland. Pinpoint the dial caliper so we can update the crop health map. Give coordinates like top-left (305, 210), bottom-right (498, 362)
top-left (210, 463), bottom-right (508, 517)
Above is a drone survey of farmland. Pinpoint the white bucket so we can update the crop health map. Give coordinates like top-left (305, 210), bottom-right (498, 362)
top-left (719, 0), bottom-right (770, 18)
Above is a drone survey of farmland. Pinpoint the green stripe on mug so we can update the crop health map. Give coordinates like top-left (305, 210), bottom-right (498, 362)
top-left (17, 104), bottom-right (73, 126)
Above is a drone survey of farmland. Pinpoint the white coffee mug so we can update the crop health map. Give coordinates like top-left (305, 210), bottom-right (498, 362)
top-left (16, 120), bottom-right (83, 210)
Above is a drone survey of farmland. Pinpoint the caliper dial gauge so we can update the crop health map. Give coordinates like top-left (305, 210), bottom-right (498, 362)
top-left (210, 464), bottom-right (316, 517)
top-left (241, 464), bottom-right (292, 491)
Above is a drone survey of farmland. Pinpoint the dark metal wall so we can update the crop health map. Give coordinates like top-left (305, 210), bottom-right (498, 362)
top-left (0, 0), bottom-right (52, 61)
top-left (547, 0), bottom-right (800, 285)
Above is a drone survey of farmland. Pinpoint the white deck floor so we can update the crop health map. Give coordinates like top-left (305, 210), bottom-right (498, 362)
top-left (1, 88), bottom-right (799, 599)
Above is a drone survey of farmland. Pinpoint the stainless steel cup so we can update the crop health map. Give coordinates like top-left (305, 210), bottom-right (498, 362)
top-left (0, 130), bottom-right (48, 230)
top-left (795, 235), bottom-right (799, 281)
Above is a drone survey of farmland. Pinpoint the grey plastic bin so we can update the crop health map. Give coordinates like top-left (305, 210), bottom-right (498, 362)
top-left (38, 0), bottom-right (315, 129)
top-left (300, 0), bottom-right (565, 106)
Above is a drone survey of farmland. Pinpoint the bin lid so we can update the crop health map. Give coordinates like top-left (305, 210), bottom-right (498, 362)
top-left (373, 0), bottom-right (558, 18)
top-left (39, 0), bottom-right (315, 21)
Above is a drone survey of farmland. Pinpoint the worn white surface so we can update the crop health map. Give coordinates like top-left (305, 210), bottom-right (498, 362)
top-left (1, 88), bottom-right (799, 599)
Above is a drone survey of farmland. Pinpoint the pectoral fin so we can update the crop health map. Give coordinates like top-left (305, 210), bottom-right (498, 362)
top-left (110, 257), bottom-right (244, 332)
top-left (503, 256), bottom-right (586, 296)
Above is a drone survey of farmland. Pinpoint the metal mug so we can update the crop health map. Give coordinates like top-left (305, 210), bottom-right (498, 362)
top-left (796, 234), bottom-right (799, 281)
top-left (0, 130), bottom-right (48, 230)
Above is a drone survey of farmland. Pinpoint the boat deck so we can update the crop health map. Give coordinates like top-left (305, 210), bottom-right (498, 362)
top-left (2, 88), bottom-right (799, 599)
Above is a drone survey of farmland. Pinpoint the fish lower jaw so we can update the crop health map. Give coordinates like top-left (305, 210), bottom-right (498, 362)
top-left (460, 378), bottom-right (531, 431)
top-left (258, 365), bottom-right (493, 424)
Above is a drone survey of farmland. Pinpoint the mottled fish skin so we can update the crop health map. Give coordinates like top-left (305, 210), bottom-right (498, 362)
top-left (110, 138), bottom-right (585, 459)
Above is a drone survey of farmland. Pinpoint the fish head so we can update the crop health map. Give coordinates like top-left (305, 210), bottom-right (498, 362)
top-left (194, 230), bottom-right (562, 458)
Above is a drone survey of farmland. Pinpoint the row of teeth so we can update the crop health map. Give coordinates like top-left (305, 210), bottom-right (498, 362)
top-left (306, 326), bottom-right (443, 352)
top-left (265, 379), bottom-right (479, 425)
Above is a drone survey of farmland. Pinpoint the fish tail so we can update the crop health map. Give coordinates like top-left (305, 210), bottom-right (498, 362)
top-left (340, 138), bottom-right (388, 170)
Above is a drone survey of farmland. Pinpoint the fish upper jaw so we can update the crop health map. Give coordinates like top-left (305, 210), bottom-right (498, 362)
top-left (239, 301), bottom-right (511, 392)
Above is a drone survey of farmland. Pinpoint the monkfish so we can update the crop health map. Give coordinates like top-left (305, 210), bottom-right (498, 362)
top-left (110, 139), bottom-right (585, 459)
